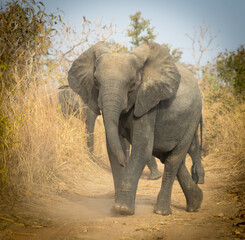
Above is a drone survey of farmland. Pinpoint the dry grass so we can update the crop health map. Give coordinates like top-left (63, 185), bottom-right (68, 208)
top-left (0, 83), bottom-right (110, 202)
top-left (1, 78), bottom-right (244, 209)
top-left (203, 90), bottom-right (245, 203)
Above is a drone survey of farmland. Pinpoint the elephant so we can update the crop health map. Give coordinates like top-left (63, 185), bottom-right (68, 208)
top-left (68, 41), bottom-right (205, 216)
top-left (58, 85), bottom-right (97, 153)
top-left (58, 85), bottom-right (162, 180)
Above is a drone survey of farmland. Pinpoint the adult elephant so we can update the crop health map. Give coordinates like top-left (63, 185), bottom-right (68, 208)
top-left (68, 41), bottom-right (204, 216)
top-left (58, 85), bottom-right (162, 180)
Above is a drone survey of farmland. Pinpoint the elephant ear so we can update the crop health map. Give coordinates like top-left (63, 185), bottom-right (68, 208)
top-left (132, 41), bottom-right (181, 117)
top-left (68, 42), bottom-right (111, 115)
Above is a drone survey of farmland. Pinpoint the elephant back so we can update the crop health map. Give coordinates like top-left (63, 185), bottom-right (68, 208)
top-left (175, 63), bottom-right (202, 101)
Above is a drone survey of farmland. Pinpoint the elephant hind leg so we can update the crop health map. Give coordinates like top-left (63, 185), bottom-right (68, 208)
top-left (155, 113), bottom-right (203, 215)
top-left (154, 152), bottom-right (185, 216)
top-left (189, 131), bottom-right (205, 184)
top-left (177, 161), bottom-right (203, 212)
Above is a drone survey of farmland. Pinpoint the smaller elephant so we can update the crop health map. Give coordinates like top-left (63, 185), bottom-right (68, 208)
top-left (57, 85), bottom-right (162, 180)
top-left (58, 85), bottom-right (97, 153)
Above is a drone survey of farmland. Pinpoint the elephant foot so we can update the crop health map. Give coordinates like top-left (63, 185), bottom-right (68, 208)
top-left (154, 204), bottom-right (172, 216)
top-left (186, 187), bottom-right (203, 212)
top-left (111, 203), bottom-right (135, 216)
top-left (111, 191), bottom-right (135, 216)
top-left (147, 170), bottom-right (162, 180)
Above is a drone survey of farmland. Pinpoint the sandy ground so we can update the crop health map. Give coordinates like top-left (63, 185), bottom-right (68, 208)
top-left (0, 157), bottom-right (244, 240)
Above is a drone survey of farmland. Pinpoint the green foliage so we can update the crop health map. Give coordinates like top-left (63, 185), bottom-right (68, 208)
top-left (201, 62), bottom-right (222, 92)
top-left (0, 0), bottom-right (58, 93)
top-left (216, 45), bottom-right (245, 96)
top-left (170, 47), bottom-right (183, 62)
top-left (162, 44), bottom-right (183, 62)
top-left (105, 40), bottom-right (128, 52)
top-left (127, 12), bottom-right (182, 61)
top-left (127, 11), bottom-right (157, 47)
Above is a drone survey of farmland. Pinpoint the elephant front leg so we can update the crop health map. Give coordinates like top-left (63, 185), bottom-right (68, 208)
top-left (112, 175), bottom-right (138, 215)
top-left (112, 111), bottom-right (156, 215)
top-left (112, 145), bottom-right (153, 215)
top-left (106, 136), bottom-right (126, 202)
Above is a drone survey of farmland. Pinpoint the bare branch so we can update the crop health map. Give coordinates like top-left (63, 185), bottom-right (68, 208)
top-left (186, 22), bottom-right (218, 79)
top-left (62, 40), bottom-right (87, 56)
top-left (47, 16), bottom-right (126, 85)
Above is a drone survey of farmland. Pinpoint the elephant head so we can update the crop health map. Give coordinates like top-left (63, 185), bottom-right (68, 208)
top-left (68, 41), bottom-right (180, 167)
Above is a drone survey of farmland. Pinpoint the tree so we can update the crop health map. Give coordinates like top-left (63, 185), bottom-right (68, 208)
top-left (216, 45), bottom-right (245, 96)
top-left (127, 12), bottom-right (182, 61)
top-left (170, 47), bottom-right (183, 62)
top-left (127, 11), bottom-right (157, 47)
top-left (186, 22), bottom-right (218, 79)
top-left (162, 44), bottom-right (183, 62)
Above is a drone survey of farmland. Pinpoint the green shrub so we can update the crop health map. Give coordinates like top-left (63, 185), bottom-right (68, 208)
top-left (216, 45), bottom-right (245, 97)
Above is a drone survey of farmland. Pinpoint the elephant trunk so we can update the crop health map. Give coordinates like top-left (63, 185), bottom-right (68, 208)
top-left (102, 91), bottom-right (127, 167)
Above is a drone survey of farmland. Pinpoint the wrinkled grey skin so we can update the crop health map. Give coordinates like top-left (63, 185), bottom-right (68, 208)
top-left (68, 41), bottom-right (205, 216)
top-left (58, 85), bottom-right (162, 180)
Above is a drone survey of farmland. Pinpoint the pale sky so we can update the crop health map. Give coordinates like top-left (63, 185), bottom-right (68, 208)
top-left (42, 0), bottom-right (245, 66)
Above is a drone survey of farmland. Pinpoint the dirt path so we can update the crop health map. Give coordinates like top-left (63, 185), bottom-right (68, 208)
top-left (0, 158), bottom-right (244, 240)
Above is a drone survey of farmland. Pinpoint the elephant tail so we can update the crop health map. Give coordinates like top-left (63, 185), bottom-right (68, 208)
top-left (200, 114), bottom-right (203, 152)
top-left (190, 113), bottom-right (205, 184)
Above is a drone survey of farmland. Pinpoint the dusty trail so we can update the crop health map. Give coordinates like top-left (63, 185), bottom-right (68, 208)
top-left (0, 158), bottom-right (243, 240)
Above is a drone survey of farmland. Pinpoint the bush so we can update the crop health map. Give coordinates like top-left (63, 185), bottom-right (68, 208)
top-left (0, 0), bottom-right (58, 200)
top-left (0, 0), bottom-right (56, 92)
top-left (216, 45), bottom-right (245, 97)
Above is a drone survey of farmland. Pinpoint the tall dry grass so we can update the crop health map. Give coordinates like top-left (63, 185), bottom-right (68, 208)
top-left (2, 82), bottom-right (244, 203)
top-left (203, 87), bottom-right (245, 202)
top-left (1, 82), bottom-right (110, 202)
